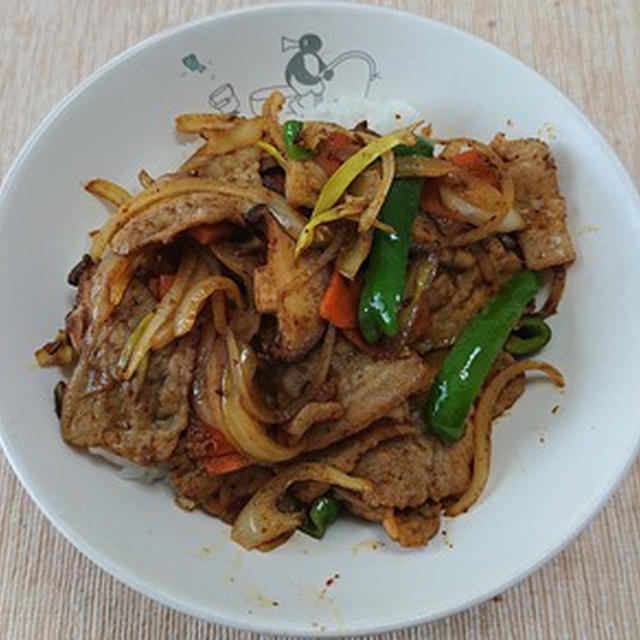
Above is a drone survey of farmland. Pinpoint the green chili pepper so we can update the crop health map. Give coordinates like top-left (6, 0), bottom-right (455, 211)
top-left (505, 315), bottom-right (551, 356)
top-left (282, 120), bottom-right (314, 161)
top-left (424, 270), bottom-right (541, 441)
top-left (299, 494), bottom-right (341, 539)
top-left (358, 140), bottom-right (433, 343)
top-left (394, 135), bottom-right (434, 157)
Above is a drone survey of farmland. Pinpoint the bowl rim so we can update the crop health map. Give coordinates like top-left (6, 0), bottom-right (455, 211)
top-left (1, 2), bottom-right (639, 635)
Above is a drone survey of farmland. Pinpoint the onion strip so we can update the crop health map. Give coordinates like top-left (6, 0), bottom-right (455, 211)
top-left (231, 462), bottom-right (371, 550)
top-left (180, 118), bottom-right (265, 171)
top-left (283, 229), bottom-right (343, 298)
top-left (256, 141), bottom-right (288, 170)
top-left (295, 198), bottom-right (366, 256)
top-left (120, 250), bottom-right (197, 379)
top-left (446, 360), bottom-right (565, 517)
top-left (85, 179), bottom-right (131, 207)
top-left (394, 156), bottom-right (453, 179)
top-left (311, 122), bottom-right (419, 218)
top-left (358, 150), bottom-right (395, 232)
top-left (336, 230), bottom-right (373, 279)
top-left (138, 169), bottom-right (154, 189)
top-left (174, 276), bottom-right (243, 337)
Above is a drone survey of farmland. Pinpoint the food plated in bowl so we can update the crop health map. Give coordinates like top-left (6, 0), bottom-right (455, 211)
top-left (1, 3), bottom-right (640, 634)
top-left (36, 91), bottom-right (571, 551)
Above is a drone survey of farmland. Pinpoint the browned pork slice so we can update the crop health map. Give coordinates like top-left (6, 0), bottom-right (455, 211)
top-left (303, 339), bottom-right (435, 451)
top-left (61, 280), bottom-right (197, 465)
top-left (111, 192), bottom-right (250, 255)
top-left (491, 134), bottom-right (575, 269)
top-left (422, 238), bottom-right (522, 349)
top-left (327, 423), bottom-right (473, 548)
top-left (352, 424), bottom-right (474, 510)
top-left (254, 216), bottom-right (329, 360)
top-left (169, 419), bottom-right (274, 520)
top-left (285, 159), bottom-right (328, 209)
top-left (293, 421), bottom-right (416, 503)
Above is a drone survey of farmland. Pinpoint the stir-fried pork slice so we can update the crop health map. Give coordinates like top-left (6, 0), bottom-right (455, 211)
top-left (303, 339), bottom-right (434, 451)
top-left (491, 134), bottom-right (575, 269)
top-left (61, 280), bottom-right (197, 465)
top-left (111, 192), bottom-right (249, 255)
top-left (254, 216), bottom-right (329, 360)
top-left (351, 423), bottom-right (474, 510)
top-left (285, 159), bottom-right (328, 209)
top-left (202, 466), bottom-right (274, 524)
top-left (422, 239), bottom-right (522, 349)
top-left (518, 196), bottom-right (575, 270)
top-left (294, 421), bottom-right (415, 503)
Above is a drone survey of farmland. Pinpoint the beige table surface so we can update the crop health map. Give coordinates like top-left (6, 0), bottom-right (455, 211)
top-left (1, 1), bottom-right (639, 638)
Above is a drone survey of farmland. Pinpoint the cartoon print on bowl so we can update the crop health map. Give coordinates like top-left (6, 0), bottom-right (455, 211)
top-left (249, 33), bottom-right (380, 115)
top-left (209, 83), bottom-right (241, 115)
top-left (182, 53), bottom-right (207, 73)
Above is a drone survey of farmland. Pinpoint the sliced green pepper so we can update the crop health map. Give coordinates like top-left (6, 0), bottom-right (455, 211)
top-left (424, 270), bottom-right (541, 441)
top-left (358, 140), bottom-right (433, 343)
top-left (282, 120), bottom-right (314, 161)
top-left (394, 135), bottom-right (434, 158)
top-left (299, 494), bottom-right (340, 539)
top-left (505, 315), bottom-right (551, 356)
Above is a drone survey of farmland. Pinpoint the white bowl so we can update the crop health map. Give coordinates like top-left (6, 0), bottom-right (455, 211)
top-left (1, 3), bottom-right (639, 635)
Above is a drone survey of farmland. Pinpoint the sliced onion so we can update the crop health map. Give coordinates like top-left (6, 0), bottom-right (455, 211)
top-left (174, 112), bottom-right (242, 133)
top-left (439, 185), bottom-right (525, 233)
top-left (191, 323), bottom-right (216, 426)
top-left (358, 150), bottom-right (395, 232)
top-left (311, 123), bottom-right (419, 218)
top-left (180, 117), bottom-right (265, 171)
top-left (231, 462), bottom-right (372, 550)
top-left (220, 328), bottom-right (302, 462)
top-left (396, 253), bottom-right (438, 347)
top-left (120, 250), bottom-right (198, 379)
top-left (174, 276), bottom-right (243, 337)
top-left (209, 243), bottom-right (259, 300)
top-left (282, 228), bottom-right (343, 297)
top-left (256, 141), bottom-right (287, 170)
top-left (446, 360), bottom-right (565, 517)
top-left (394, 156), bottom-right (453, 179)
top-left (85, 179), bottom-right (131, 207)
top-left (295, 197), bottom-right (365, 256)
top-left (138, 169), bottom-right (154, 189)
top-left (336, 230), bottom-right (372, 280)
top-left (226, 329), bottom-right (286, 424)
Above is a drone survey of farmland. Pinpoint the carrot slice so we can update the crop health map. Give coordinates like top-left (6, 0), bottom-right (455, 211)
top-left (451, 150), bottom-right (500, 188)
top-left (205, 452), bottom-right (250, 475)
top-left (320, 268), bottom-right (361, 329)
top-left (420, 180), bottom-right (466, 222)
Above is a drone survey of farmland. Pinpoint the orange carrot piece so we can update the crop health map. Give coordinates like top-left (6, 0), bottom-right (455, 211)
top-left (451, 150), bottom-right (500, 188)
top-left (320, 268), bottom-right (361, 329)
top-left (208, 427), bottom-right (237, 456)
top-left (205, 452), bottom-right (250, 475)
top-left (420, 180), bottom-right (466, 223)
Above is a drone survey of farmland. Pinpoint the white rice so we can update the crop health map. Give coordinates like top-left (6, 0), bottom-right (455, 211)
top-left (88, 446), bottom-right (168, 483)
top-left (301, 96), bottom-right (421, 134)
